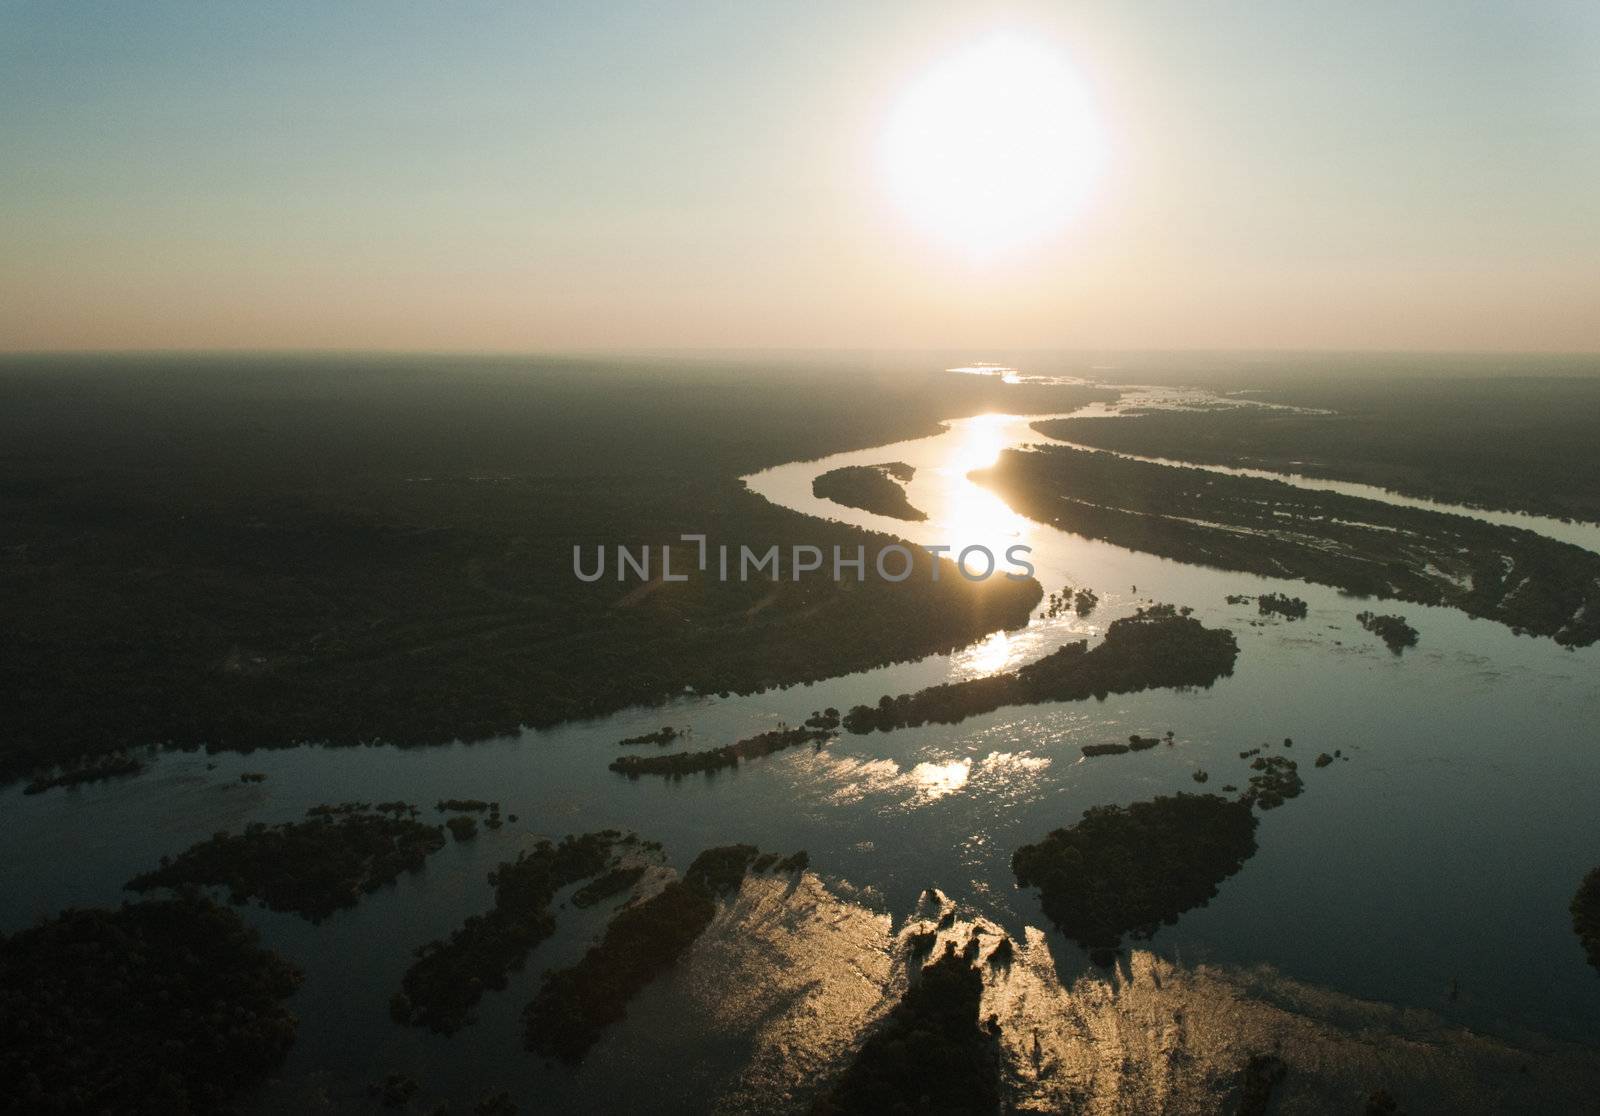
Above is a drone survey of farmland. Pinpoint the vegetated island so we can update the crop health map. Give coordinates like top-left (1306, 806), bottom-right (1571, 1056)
top-left (1357, 611), bottom-right (1420, 654)
top-left (610, 722), bottom-right (836, 778)
top-left (392, 831), bottom-right (639, 1034)
top-left (523, 843), bottom-right (807, 1062)
top-left (811, 462), bottom-right (926, 522)
top-left (1011, 793), bottom-right (1259, 963)
top-left (1572, 867), bottom-right (1600, 975)
top-left (976, 440), bottom-right (1600, 647)
top-left (127, 802), bottom-right (447, 922)
top-left (618, 726), bottom-right (679, 747)
top-left (811, 942), bottom-right (1000, 1115)
top-left (1258, 592), bottom-right (1308, 620)
top-left (1042, 583), bottom-right (1098, 620)
top-left (843, 605), bottom-right (1237, 734)
top-left (1081, 731), bottom-right (1173, 758)
top-left (0, 893), bottom-right (302, 1114)
top-left (1242, 754), bottom-right (1304, 809)
top-left (22, 749), bottom-right (146, 795)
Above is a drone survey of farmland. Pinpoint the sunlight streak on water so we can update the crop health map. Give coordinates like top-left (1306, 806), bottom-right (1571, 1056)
top-left (909, 757), bottom-right (971, 801)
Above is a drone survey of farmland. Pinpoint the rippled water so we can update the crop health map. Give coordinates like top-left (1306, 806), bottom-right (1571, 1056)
top-left (4, 396), bottom-right (1599, 1112)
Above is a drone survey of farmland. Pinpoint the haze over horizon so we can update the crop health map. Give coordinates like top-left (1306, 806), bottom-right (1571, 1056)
top-left (4, 0), bottom-right (1599, 354)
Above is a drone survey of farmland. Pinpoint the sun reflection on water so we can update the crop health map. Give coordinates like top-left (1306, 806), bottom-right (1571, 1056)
top-left (955, 629), bottom-right (1014, 676)
top-left (909, 757), bottom-right (972, 801)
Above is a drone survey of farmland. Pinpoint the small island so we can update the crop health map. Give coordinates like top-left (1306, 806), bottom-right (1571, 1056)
top-left (811, 462), bottom-right (927, 521)
top-left (609, 725), bottom-right (835, 778)
top-left (1011, 793), bottom-right (1259, 961)
top-left (1258, 592), bottom-right (1309, 621)
top-left (0, 893), bottom-right (302, 1113)
top-left (1042, 584), bottom-right (1098, 620)
top-left (1357, 611), bottom-right (1420, 654)
top-left (127, 802), bottom-right (448, 922)
top-left (843, 605), bottom-right (1237, 734)
top-left (1243, 754), bottom-right (1303, 809)
top-left (618, 726), bottom-right (679, 747)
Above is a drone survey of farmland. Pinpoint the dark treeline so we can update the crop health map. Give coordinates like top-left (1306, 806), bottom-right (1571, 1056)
top-left (392, 831), bottom-right (636, 1034)
top-left (842, 606), bottom-right (1238, 734)
top-left (811, 943), bottom-right (1000, 1115)
top-left (0, 893), bottom-right (302, 1114)
top-left (0, 355), bottom-right (1114, 784)
top-left (977, 444), bottom-right (1600, 646)
top-left (1012, 793), bottom-right (1260, 960)
top-left (128, 803), bottom-right (447, 922)
top-left (811, 462), bottom-right (927, 521)
top-left (1035, 373), bottom-right (1600, 525)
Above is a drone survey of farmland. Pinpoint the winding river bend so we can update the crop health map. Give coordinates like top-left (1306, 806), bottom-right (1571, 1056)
top-left (4, 391), bottom-right (1599, 1111)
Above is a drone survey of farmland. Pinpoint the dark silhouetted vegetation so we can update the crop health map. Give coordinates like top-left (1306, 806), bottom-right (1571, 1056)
top-left (609, 726), bottom-right (834, 778)
top-left (1243, 755), bottom-right (1304, 810)
top-left (1012, 794), bottom-right (1259, 957)
top-left (1036, 373), bottom-right (1600, 525)
top-left (1082, 742), bottom-right (1130, 757)
top-left (812, 462), bottom-right (927, 521)
top-left (523, 844), bottom-right (768, 1062)
top-left (0, 893), bottom-right (301, 1114)
top-left (1357, 611), bottom-right (1420, 654)
top-left (22, 750), bottom-right (145, 795)
top-left (1041, 583), bottom-right (1098, 620)
top-left (571, 865), bottom-right (647, 909)
top-left (128, 803), bottom-right (447, 922)
top-left (1258, 593), bottom-right (1308, 620)
top-left (843, 606), bottom-right (1237, 733)
top-left (0, 355), bottom-right (1106, 783)
top-left (391, 831), bottom-right (629, 1034)
top-left (812, 943), bottom-right (1000, 1115)
top-left (437, 798), bottom-right (497, 813)
top-left (977, 443), bottom-right (1600, 646)
top-left (1572, 867), bottom-right (1600, 975)
top-left (805, 707), bottom-right (842, 730)
top-left (618, 726), bottom-right (679, 747)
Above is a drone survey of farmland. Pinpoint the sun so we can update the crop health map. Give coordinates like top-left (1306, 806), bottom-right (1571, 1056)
top-left (881, 33), bottom-right (1103, 258)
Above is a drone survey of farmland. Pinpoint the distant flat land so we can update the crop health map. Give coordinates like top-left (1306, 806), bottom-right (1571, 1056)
top-left (973, 444), bottom-right (1600, 646)
top-left (0, 355), bottom-right (1112, 783)
top-left (1037, 372), bottom-right (1600, 525)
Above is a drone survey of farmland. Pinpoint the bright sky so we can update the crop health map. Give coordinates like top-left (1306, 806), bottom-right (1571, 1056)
top-left (3, 1), bottom-right (1598, 352)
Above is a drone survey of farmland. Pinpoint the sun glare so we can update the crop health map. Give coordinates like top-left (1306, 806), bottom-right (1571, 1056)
top-left (881, 33), bottom-right (1103, 258)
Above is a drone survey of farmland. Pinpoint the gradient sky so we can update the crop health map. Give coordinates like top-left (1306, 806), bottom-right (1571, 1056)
top-left (3, 1), bottom-right (1598, 352)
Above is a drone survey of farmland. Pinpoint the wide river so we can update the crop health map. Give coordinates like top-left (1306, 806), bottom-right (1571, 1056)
top-left (4, 400), bottom-right (1598, 1112)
